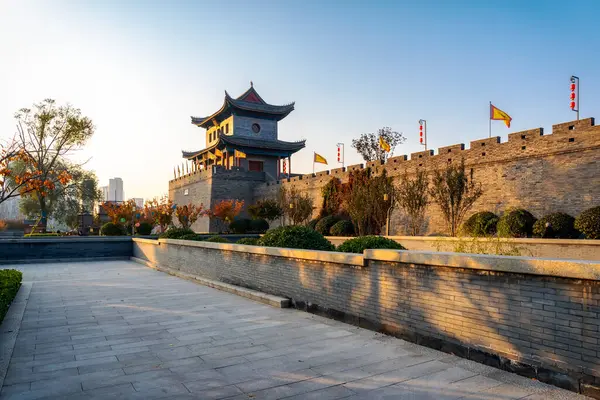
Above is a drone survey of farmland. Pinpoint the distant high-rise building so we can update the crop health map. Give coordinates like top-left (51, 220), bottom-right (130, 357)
top-left (100, 186), bottom-right (109, 202)
top-left (131, 198), bottom-right (144, 208)
top-left (108, 178), bottom-right (124, 202)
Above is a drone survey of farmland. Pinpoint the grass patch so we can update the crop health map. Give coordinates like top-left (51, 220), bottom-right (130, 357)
top-left (0, 269), bottom-right (22, 323)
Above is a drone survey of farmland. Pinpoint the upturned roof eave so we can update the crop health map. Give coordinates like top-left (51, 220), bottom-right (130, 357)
top-left (191, 91), bottom-right (295, 128)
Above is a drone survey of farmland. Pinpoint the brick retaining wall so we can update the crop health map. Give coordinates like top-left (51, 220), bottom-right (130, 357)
top-left (132, 238), bottom-right (600, 397)
top-left (0, 237), bottom-right (133, 263)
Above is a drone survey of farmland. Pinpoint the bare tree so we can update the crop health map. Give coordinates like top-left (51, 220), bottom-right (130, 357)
top-left (429, 160), bottom-right (483, 236)
top-left (351, 127), bottom-right (405, 163)
top-left (396, 169), bottom-right (429, 236)
top-left (278, 186), bottom-right (314, 226)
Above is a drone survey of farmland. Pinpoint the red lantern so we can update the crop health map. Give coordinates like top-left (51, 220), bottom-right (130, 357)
top-left (570, 101), bottom-right (576, 109)
top-left (337, 147), bottom-right (341, 162)
top-left (570, 92), bottom-right (576, 100)
top-left (570, 83), bottom-right (576, 91)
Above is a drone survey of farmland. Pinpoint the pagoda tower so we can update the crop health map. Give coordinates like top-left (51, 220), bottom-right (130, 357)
top-left (183, 84), bottom-right (305, 180)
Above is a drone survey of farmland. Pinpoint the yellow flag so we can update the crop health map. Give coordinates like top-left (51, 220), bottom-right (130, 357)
top-left (235, 150), bottom-right (246, 159)
top-left (214, 148), bottom-right (223, 157)
top-left (490, 104), bottom-right (512, 128)
top-left (314, 152), bottom-right (327, 165)
top-left (379, 135), bottom-right (391, 152)
top-left (207, 152), bottom-right (216, 160)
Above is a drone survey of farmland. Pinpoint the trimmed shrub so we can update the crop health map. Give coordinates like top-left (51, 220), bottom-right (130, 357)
top-left (497, 209), bottom-right (537, 238)
top-left (307, 218), bottom-right (319, 230)
top-left (100, 222), bottom-right (125, 236)
top-left (461, 212), bottom-right (499, 237)
top-left (315, 215), bottom-right (339, 236)
top-left (575, 206), bottom-right (600, 239)
top-left (180, 233), bottom-right (205, 241)
top-left (0, 269), bottom-right (22, 323)
top-left (337, 236), bottom-right (406, 254)
top-left (249, 218), bottom-right (269, 233)
top-left (24, 233), bottom-right (61, 237)
top-left (159, 227), bottom-right (194, 239)
top-left (229, 218), bottom-right (251, 234)
top-left (236, 237), bottom-right (259, 245)
top-left (258, 226), bottom-right (334, 251)
top-left (136, 222), bottom-right (154, 235)
top-left (205, 235), bottom-right (230, 243)
top-left (329, 220), bottom-right (355, 237)
top-left (533, 212), bottom-right (578, 239)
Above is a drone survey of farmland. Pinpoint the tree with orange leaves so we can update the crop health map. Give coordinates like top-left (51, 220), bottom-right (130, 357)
top-left (210, 199), bottom-right (244, 231)
top-left (144, 195), bottom-right (175, 232)
top-left (102, 199), bottom-right (138, 225)
top-left (11, 99), bottom-right (95, 229)
top-left (175, 203), bottom-right (207, 229)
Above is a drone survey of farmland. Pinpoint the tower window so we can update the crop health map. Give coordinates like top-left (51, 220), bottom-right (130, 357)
top-left (226, 124), bottom-right (229, 134)
top-left (252, 123), bottom-right (261, 133)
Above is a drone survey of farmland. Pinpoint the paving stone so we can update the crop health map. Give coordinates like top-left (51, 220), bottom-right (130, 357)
top-left (1, 260), bottom-right (589, 400)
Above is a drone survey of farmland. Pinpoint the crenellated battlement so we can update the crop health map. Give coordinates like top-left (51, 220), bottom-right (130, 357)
top-left (172, 116), bottom-right (600, 236)
top-left (254, 117), bottom-right (600, 193)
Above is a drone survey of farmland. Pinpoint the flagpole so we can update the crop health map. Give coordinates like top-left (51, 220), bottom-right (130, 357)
top-left (489, 101), bottom-right (492, 138)
top-left (313, 152), bottom-right (315, 174)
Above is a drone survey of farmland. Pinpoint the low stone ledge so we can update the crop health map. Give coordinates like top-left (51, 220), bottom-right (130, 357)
top-left (365, 249), bottom-right (600, 281)
top-left (130, 257), bottom-right (290, 308)
top-left (385, 236), bottom-right (600, 246)
top-left (154, 239), bottom-right (364, 266)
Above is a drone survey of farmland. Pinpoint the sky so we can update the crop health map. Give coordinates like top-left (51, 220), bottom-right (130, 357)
top-left (1, 0), bottom-right (599, 201)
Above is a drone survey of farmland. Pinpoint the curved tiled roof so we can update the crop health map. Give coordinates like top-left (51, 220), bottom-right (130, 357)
top-left (190, 86), bottom-right (294, 128)
top-left (181, 134), bottom-right (305, 159)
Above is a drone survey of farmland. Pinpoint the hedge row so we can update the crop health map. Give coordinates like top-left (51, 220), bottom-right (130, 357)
top-left (461, 206), bottom-right (600, 239)
top-left (0, 269), bottom-right (22, 324)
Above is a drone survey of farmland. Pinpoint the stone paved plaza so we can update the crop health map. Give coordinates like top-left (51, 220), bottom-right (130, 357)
top-left (0, 260), bottom-right (589, 399)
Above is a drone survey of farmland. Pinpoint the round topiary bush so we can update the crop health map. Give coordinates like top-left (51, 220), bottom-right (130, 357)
top-left (258, 226), bottom-right (334, 251)
top-left (136, 222), bottom-right (154, 236)
top-left (205, 235), bottom-right (230, 243)
top-left (533, 212), bottom-right (578, 239)
top-left (236, 237), bottom-right (259, 245)
top-left (100, 222), bottom-right (125, 236)
top-left (329, 220), bottom-right (355, 237)
top-left (249, 218), bottom-right (269, 233)
top-left (229, 218), bottom-right (251, 234)
top-left (159, 227), bottom-right (194, 239)
top-left (337, 236), bottom-right (406, 253)
top-left (575, 206), bottom-right (600, 239)
top-left (497, 209), bottom-right (537, 238)
top-left (180, 233), bottom-right (205, 241)
top-left (461, 211), bottom-right (499, 237)
top-left (307, 218), bottom-right (319, 230)
top-left (314, 215), bottom-right (339, 236)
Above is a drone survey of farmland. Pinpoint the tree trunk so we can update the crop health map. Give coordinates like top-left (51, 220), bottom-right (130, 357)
top-left (37, 196), bottom-right (48, 233)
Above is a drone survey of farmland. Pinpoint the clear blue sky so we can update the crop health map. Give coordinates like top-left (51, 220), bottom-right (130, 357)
top-left (1, 0), bottom-right (599, 200)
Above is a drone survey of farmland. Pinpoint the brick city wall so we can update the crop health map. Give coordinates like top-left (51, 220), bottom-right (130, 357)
top-left (169, 167), bottom-right (266, 232)
top-left (133, 239), bottom-right (600, 396)
top-left (254, 117), bottom-right (600, 235)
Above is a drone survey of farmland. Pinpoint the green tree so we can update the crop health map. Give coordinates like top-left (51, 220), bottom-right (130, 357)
top-left (319, 177), bottom-right (343, 218)
top-left (429, 160), bottom-right (483, 237)
top-left (247, 199), bottom-right (283, 223)
top-left (396, 169), bottom-right (429, 236)
top-left (14, 99), bottom-right (95, 227)
top-left (19, 164), bottom-right (101, 229)
top-left (351, 127), bottom-right (405, 163)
